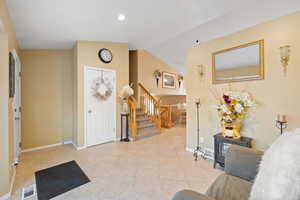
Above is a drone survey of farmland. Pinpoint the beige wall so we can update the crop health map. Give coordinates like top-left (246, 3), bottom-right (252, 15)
top-left (159, 95), bottom-right (186, 105)
top-left (21, 50), bottom-right (74, 149)
top-left (0, 0), bottom-right (19, 197)
top-left (0, 33), bottom-right (10, 197)
top-left (130, 50), bottom-right (185, 96)
top-left (74, 41), bottom-right (129, 147)
top-left (186, 11), bottom-right (300, 152)
top-left (129, 51), bottom-right (139, 100)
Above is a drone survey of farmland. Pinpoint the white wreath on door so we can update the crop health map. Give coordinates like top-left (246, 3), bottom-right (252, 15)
top-left (91, 72), bottom-right (113, 100)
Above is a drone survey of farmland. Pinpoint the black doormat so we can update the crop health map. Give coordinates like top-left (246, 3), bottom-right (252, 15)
top-left (35, 160), bottom-right (90, 200)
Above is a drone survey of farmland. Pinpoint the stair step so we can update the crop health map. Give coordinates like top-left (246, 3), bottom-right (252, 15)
top-left (138, 122), bottom-right (156, 129)
top-left (136, 117), bottom-right (150, 122)
top-left (136, 108), bottom-right (143, 112)
top-left (138, 127), bottom-right (160, 139)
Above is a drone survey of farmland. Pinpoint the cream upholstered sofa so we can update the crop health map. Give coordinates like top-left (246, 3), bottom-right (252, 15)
top-left (172, 145), bottom-right (263, 200)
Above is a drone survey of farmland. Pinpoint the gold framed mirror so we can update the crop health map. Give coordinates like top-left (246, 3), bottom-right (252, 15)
top-left (212, 40), bottom-right (264, 84)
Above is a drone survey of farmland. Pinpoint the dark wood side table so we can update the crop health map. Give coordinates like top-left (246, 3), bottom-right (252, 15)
top-left (213, 133), bottom-right (252, 168)
top-left (120, 113), bottom-right (130, 142)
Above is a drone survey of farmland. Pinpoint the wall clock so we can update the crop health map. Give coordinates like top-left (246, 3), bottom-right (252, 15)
top-left (98, 48), bottom-right (113, 63)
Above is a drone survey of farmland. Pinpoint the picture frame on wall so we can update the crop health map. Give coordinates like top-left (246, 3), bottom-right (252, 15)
top-left (162, 72), bottom-right (176, 89)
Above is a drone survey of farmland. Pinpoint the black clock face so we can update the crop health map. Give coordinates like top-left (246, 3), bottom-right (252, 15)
top-left (98, 48), bottom-right (113, 63)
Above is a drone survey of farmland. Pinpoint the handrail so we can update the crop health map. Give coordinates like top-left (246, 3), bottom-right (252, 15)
top-left (138, 83), bottom-right (161, 130)
top-left (127, 96), bottom-right (138, 140)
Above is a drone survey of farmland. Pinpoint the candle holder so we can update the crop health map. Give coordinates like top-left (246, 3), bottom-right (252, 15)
top-left (193, 98), bottom-right (206, 161)
top-left (276, 120), bottom-right (288, 135)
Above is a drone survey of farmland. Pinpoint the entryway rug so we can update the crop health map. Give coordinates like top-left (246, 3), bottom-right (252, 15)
top-left (35, 160), bottom-right (90, 200)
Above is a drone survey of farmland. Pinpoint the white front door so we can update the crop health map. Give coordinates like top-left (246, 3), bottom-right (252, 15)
top-left (12, 49), bottom-right (21, 163)
top-left (85, 66), bottom-right (116, 147)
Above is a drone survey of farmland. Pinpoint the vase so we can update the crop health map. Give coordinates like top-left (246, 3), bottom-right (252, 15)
top-left (122, 100), bottom-right (129, 114)
top-left (221, 121), bottom-right (242, 139)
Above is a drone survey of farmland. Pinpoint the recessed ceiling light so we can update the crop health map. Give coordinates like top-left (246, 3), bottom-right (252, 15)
top-left (118, 14), bottom-right (126, 21)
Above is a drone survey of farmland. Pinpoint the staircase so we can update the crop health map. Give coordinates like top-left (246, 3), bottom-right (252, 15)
top-left (136, 108), bottom-right (160, 139)
top-left (127, 83), bottom-right (161, 140)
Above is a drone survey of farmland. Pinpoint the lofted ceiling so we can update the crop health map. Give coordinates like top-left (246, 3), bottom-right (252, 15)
top-left (6, 0), bottom-right (300, 74)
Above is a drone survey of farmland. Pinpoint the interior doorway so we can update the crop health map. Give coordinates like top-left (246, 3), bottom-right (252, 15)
top-left (84, 66), bottom-right (116, 147)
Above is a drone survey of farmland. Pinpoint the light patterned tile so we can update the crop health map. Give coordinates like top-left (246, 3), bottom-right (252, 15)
top-left (12, 125), bottom-right (222, 200)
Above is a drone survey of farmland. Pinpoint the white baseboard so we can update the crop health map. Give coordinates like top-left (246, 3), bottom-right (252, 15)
top-left (70, 142), bottom-right (86, 151)
top-left (63, 140), bottom-right (73, 145)
top-left (186, 147), bottom-right (214, 160)
top-left (22, 142), bottom-right (63, 153)
top-left (21, 141), bottom-right (76, 153)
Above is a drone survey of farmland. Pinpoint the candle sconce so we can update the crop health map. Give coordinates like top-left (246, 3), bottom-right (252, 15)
top-left (276, 115), bottom-right (288, 135)
top-left (280, 45), bottom-right (291, 75)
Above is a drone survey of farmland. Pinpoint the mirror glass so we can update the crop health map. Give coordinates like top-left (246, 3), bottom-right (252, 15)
top-left (212, 40), bottom-right (264, 84)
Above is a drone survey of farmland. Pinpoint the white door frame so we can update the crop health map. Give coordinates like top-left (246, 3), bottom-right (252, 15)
top-left (12, 49), bottom-right (21, 164)
top-left (84, 66), bottom-right (117, 147)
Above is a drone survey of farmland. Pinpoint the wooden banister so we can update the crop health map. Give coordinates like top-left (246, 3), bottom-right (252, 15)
top-left (127, 96), bottom-right (138, 140)
top-left (138, 83), bottom-right (161, 130)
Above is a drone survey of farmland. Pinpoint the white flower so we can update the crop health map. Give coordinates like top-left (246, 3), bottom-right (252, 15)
top-left (120, 85), bottom-right (134, 99)
top-left (220, 104), bottom-right (231, 114)
top-left (97, 83), bottom-right (108, 96)
top-left (234, 103), bottom-right (244, 113)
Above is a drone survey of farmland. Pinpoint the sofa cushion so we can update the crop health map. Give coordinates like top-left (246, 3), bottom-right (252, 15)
top-left (250, 129), bottom-right (300, 200)
top-left (206, 174), bottom-right (252, 200)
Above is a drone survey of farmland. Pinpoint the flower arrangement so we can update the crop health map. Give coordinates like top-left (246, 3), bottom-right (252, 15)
top-left (119, 84), bottom-right (134, 113)
top-left (119, 84), bottom-right (134, 100)
top-left (216, 91), bottom-right (255, 138)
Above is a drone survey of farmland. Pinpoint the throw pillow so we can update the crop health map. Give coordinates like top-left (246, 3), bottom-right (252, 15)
top-left (250, 129), bottom-right (300, 200)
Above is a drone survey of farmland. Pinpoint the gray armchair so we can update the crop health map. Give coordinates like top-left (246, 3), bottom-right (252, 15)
top-left (173, 145), bottom-right (263, 200)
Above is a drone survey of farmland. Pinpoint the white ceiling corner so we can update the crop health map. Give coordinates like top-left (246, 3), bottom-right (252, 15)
top-left (6, 0), bottom-right (300, 74)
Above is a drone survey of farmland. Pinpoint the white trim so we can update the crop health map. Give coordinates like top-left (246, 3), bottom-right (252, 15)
top-left (186, 147), bottom-right (214, 160)
top-left (21, 143), bottom-right (62, 153)
top-left (84, 66), bottom-right (117, 147)
top-left (70, 142), bottom-right (86, 151)
top-left (12, 49), bottom-right (22, 165)
top-left (21, 141), bottom-right (87, 153)
top-left (63, 140), bottom-right (73, 145)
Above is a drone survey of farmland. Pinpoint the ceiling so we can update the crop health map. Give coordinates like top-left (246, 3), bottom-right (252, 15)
top-left (6, 0), bottom-right (300, 74)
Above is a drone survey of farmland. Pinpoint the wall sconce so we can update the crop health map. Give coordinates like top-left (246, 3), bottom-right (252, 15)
top-left (177, 74), bottom-right (184, 88)
top-left (153, 70), bottom-right (161, 87)
top-left (276, 114), bottom-right (288, 135)
top-left (280, 45), bottom-right (291, 74)
top-left (197, 64), bottom-right (205, 77)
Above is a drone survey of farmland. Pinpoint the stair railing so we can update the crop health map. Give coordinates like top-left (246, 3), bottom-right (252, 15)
top-left (138, 83), bottom-right (161, 130)
top-left (127, 96), bottom-right (138, 140)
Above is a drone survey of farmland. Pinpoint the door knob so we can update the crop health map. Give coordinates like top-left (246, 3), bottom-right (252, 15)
top-left (15, 117), bottom-right (20, 120)
top-left (88, 110), bottom-right (92, 114)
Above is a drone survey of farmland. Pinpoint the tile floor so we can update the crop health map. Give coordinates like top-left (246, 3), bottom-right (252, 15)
top-left (12, 125), bottom-right (222, 200)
